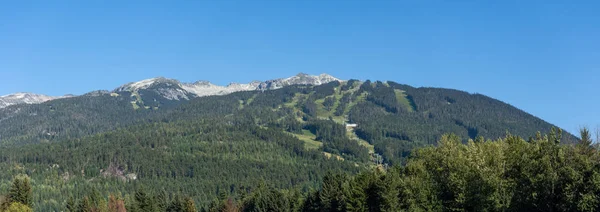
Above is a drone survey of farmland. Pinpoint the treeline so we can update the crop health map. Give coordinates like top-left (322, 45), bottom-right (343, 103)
top-left (211, 128), bottom-right (600, 212)
top-left (304, 120), bottom-right (369, 162)
top-left (5, 129), bottom-right (597, 211)
top-left (53, 128), bottom-right (598, 212)
top-left (0, 118), bottom-right (361, 211)
top-left (347, 80), bottom-right (578, 165)
top-left (66, 188), bottom-right (195, 212)
top-left (0, 79), bottom-right (576, 164)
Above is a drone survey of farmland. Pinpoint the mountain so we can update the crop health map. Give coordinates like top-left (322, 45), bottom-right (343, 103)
top-left (107, 73), bottom-right (341, 110)
top-left (114, 73), bottom-right (340, 99)
top-left (0, 73), bottom-right (340, 110)
top-left (0, 92), bottom-right (74, 109)
top-left (0, 75), bottom-right (579, 211)
top-left (0, 76), bottom-right (576, 149)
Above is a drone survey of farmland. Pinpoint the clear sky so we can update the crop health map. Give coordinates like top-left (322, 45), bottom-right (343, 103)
top-left (0, 0), bottom-right (598, 134)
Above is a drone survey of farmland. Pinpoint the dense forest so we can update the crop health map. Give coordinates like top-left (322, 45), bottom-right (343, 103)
top-left (0, 79), bottom-right (582, 211)
top-left (1, 129), bottom-right (597, 211)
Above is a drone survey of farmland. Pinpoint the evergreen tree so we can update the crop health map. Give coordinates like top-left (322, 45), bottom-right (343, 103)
top-left (8, 176), bottom-right (33, 208)
top-left (578, 127), bottom-right (594, 155)
top-left (319, 173), bottom-right (348, 212)
top-left (67, 196), bottom-right (77, 212)
top-left (134, 188), bottom-right (156, 212)
top-left (184, 197), bottom-right (198, 212)
top-left (78, 197), bottom-right (93, 212)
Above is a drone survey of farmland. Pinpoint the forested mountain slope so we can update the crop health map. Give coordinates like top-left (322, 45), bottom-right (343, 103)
top-left (0, 78), bottom-right (576, 158)
top-left (0, 76), bottom-right (577, 210)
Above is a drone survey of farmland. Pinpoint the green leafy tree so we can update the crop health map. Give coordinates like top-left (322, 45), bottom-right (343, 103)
top-left (4, 202), bottom-right (33, 212)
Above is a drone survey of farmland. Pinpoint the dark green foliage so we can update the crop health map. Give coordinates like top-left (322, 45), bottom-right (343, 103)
top-left (364, 81), bottom-right (400, 113)
top-left (341, 79), bottom-right (359, 91)
top-left (215, 130), bottom-right (600, 212)
top-left (322, 96), bottom-right (336, 111)
top-left (166, 195), bottom-right (185, 212)
top-left (311, 81), bottom-right (340, 100)
top-left (0, 78), bottom-right (580, 211)
top-left (241, 183), bottom-right (291, 212)
top-left (0, 95), bottom-right (151, 145)
top-left (66, 197), bottom-right (76, 212)
top-left (0, 118), bottom-right (360, 211)
top-left (134, 188), bottom-right (157, 212)
top-left (305, 120), bottom-right (369, 161)
top-left (333, 93), bottom-right (352, 116)
top-left (278, 116), bottom-right (303, 134)
top-left (78, 197), bottom-right (92, 212)
top-left (302, 100), bottom-right (318, 118)
top-left (2, 130), bottom-right (597, 211)
top-left (7, 176), bottom-right (33, 207)
top-left (349, 81), bottom-right (577, 164)
top-left (317, 173), bottom-right (349, 212)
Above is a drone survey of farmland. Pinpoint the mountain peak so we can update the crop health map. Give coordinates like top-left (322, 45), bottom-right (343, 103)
top-left (1, 73), bottom-right (343, 109)
top-left (0, 92), bottom-right (72, 109)
top-left (191, 80), bottom-right (214, 86)
top-left (114, 77), bottom-right (181, 92)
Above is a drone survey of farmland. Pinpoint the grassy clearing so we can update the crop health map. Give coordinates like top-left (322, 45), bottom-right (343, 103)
top-left (286, 130), bottom-right (323, 150)
top-left (131, 102), bottom-right (140, 110)
top-left (238, 100), bottom-right (245, 109)
top-left (130, 92), bottom-right (145, 110)
top-left (284, 93), bottom-right (310, 108)
top-left (323, 152), bottom-right (345, 161)
top-left (344, 92), bottom-right (367, 115)
top-left (315, 85), bottom-right (358, 122)
top-left (394, 89), bottom-right (415, 112)
top-left (346, 128), bottom-right (374, 154)
top-left (245, 94), bottom-right (258, 106)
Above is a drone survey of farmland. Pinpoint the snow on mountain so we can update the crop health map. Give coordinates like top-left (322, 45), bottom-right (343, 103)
top-left (0, 73), bottom-right (341, 109)
top-left (114, 73), bottom-right (342, 100)
top-left (0, 93), bottom-right (73, 109)
top-left (258, 73), bottom-right (340, 90)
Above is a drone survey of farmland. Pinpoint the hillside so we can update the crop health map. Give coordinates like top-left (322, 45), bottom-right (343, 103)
top-left (0, 75), bottom-right (578, 210)
top-left (0, 76), bottom-right (577, 148)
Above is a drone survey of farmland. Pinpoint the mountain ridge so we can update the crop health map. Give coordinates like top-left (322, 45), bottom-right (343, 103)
top-left (0, 73), bottom-right (340, 109)
top-left (0, 92), bottom-right (74, 109)
top-left (114, 72), bottom-right (341, 97)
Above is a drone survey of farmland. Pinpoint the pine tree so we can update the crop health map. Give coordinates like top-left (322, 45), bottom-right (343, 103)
top-left (155, 190), bottom-right (168, 211)
top-left (134, 188), bottom-right (156, 212)
top-left (167, 195), bottom-right (185, 212)
top-left (319, 173), bottom-right (348, 212)
top-left (67, 196), bottom-right (77, 212)
top-left (578, 127), bottom-right (594, 155)
top-left (184, 197), bottom-right (198, 212)
top-left (79, 196), bottom-right (93, 212)
top-left (8, 176), bottom-right (33, 207)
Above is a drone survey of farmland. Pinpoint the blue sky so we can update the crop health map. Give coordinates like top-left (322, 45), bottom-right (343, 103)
top-left (0, 0), bottom-right (598, 134)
